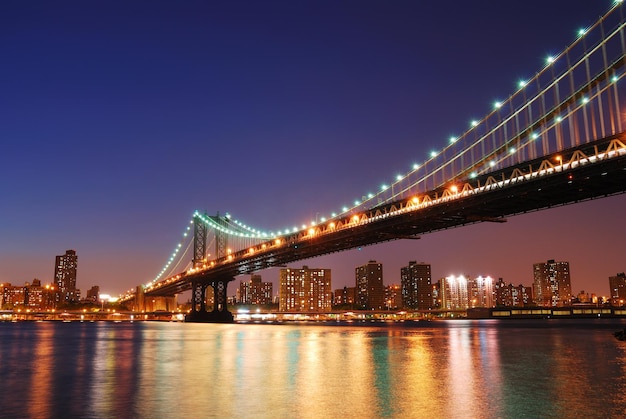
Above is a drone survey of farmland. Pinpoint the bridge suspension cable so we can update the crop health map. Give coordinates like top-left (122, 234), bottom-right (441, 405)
top-left (143, 1), bottom-right (626, 290)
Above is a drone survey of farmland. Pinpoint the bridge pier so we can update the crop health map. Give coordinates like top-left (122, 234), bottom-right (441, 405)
top-left (185, 278), bottom-right (234, 323)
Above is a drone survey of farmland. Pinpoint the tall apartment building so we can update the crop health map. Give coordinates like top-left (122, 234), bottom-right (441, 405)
top-left (609, 273), bottom-right (626, 305)
top-left (400, 261), bottom-right (432, 310)
top-left (239, 274), bottom-right (273, 305)
top-left (468, 275), bottom-right (494, 308)
top-left (279, 266), bottom-right (332, 312)
top-left (533, 259), bottom-right (572, 307)
top-left (440, 275), bottom-right (469, 310)
top-left (54, 249), bottom-right (80, 304)
top-left (355, 260), bottom-right (385, 310)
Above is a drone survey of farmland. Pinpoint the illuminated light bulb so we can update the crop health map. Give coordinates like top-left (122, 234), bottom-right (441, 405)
top-left (367, 193), bottom-right (374, 199)
top-left (413, 163), bottom-right (420, 170)
top-left (582, 97), bottom-right (589, 104)
top-left (494, 101), bottom-right (502, 109)
top-left (396, 174), bottom-right (402, 181)
top-left (430, 151), bottom-right (437, 158)
top-left (342, 206), bottom-right (348, 212)
top-left (470, 172), bottom-right (477, 178)
top-left (509, 147), bottom-right (516, 154)
top-left (308, 228), bottom-right (315, 235)
top-left (449, 136), bottom-right (456, 144)
top-left (556, 116), bottom-right (563, 123)
top-left (450, 185), bottom-right (458, 193)
top-left (471, 120), bottom-right (479, 127)
top-left (354, 200), bottom-right (360, 206)
top-left (578, 28), bottom-right (586, 37)
top-left (612, 75), bottom-right (619, 83)
top-left (518, 80), bottom-right (527, 88)
top-left (532, 133), bottom-right (539, 140)
top-left (489, 161), bottom-right (496, 167)
top-left (546, 55), bottom-right (555, 64)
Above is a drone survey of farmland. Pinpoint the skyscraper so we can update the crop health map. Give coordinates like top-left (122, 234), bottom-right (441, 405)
top-left (355, 260), bottom-right (385, 310)
top-left (54, 249), bottom-right (80, 304)
top-left (533, 259), bottom-right (572, 307)
top-left (400, 261), bottom-right (432, 310)
top-left (279, 266), bottom-right (332, 312)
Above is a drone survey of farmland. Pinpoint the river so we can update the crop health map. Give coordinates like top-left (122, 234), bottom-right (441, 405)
top-left (1, 319), bottom-right (625, 418)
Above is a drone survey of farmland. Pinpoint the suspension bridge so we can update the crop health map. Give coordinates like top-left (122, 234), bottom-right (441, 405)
top-left (119, 2), bottom-right (626, 322)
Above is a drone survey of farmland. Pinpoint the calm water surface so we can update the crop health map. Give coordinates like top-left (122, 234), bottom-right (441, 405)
top-left (1, 319), bottom-right (625, 419)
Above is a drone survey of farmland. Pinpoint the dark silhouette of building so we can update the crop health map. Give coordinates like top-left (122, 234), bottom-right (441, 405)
top-left (609, 273), bottom-right (626, 306)
top-left (356, 260), bottom-right (384, 310)
top-left (400, 261), bottom-right (432, 310)
top-left (333, 286), bottom-right (355, 307)
top-left (85, 286), bottom-right (100, 304)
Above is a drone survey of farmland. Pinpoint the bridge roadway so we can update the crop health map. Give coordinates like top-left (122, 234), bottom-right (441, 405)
top-left (144, 133), bottom-right (626, 297)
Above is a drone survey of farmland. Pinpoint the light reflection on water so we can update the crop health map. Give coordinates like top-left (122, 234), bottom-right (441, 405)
top-left (1, 319), bottom-right (625, 418)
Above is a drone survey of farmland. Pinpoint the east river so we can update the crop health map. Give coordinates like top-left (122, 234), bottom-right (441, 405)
top-left (1, 318), bottom-right (625, 419)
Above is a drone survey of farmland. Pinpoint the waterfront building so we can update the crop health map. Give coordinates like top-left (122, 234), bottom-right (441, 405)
top-left (355, 260), bottom-right (385, 310)
top-left (511, 284), bottom-right (533, 307)
top-left (400, 261), bottom-right (432, 310)
top-left (333, 286), bottom-right (355, 307)
top-left (609, 273), bottom-right (626, 305)
top-left (432, 283), bottom-right (440, 309)
top-left (440, 275), bottom-right (469, 310)
top-left (468, 275), bottom-right (494, 308)
top-left (279, 266), bottom-right (332, 312)
top-left (494, 277), bottom-right (532, 307)
top-left (239, 274), bottom-right (273, 305)
top-left (0, 280), bottom-right (56, 310)
top-left (494, 278), bottom-right (510, 307)
top-left (385, 284), bottom-right (401, 309)
top-left (1, 283), bottom-right (25, 309)
top-left (54, 249), bottom-right (80, 304)
top-left (85, 286), bottom-right (100, 304)
top-left (533, 260), bottom-right (572, 307)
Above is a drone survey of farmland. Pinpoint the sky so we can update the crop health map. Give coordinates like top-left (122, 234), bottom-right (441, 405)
top-left (1, 0), bottom-right (625, 299)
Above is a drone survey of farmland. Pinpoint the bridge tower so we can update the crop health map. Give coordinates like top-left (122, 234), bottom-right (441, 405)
top-left (192, 212), bottom-right (207, 268)
top-left (186, 212), bottom-right (234, 323)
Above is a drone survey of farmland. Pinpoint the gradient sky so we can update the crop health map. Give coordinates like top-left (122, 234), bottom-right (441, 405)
top-left (1, 1), bottom-right (624, 299)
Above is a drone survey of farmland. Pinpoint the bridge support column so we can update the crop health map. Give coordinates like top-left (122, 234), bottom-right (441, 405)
top-left (185, 278), bottom-right (234, 323)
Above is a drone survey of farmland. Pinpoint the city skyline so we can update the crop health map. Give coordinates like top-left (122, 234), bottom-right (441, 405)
top-left (2, 1), bottom-right (625, 297)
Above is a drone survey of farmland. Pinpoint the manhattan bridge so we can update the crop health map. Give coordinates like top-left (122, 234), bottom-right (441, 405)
top-left (119, 2), bottom-right (626, 322)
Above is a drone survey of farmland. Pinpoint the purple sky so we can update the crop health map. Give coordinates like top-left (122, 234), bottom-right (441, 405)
top-left (1, 1), bottom-right (624, 299)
